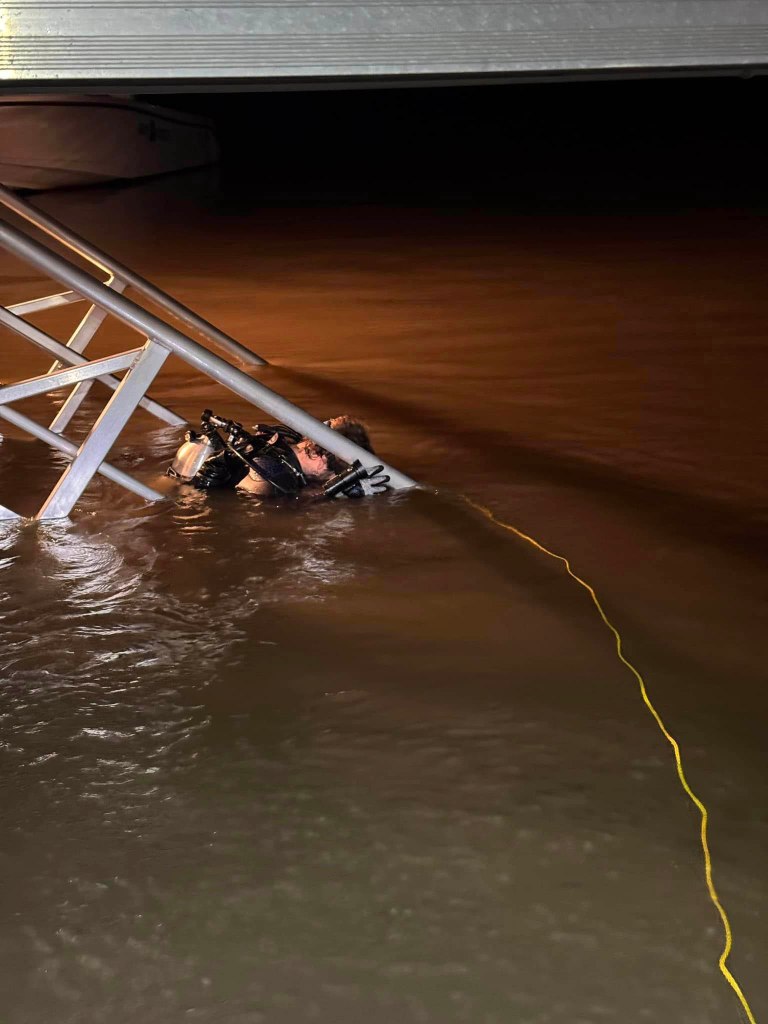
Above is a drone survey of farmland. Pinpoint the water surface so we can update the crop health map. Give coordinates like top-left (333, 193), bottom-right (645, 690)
top-left (1, 178), bottom-right (766, 1023)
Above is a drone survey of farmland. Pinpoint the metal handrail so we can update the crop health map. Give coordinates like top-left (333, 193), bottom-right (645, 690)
top-left (0, 218), bottom-right (416, 495)
top-left (0, 183), bottom-right (266, 369)
top-left (0, 303), bottom-right (185, 429)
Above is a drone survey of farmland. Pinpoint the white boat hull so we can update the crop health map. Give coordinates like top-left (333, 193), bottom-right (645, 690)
top-left (0, 95), bottom-right (219, 191)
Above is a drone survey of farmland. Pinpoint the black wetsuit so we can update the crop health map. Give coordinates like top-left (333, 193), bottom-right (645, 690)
top-left (244, 453), bottom-right (306, 496)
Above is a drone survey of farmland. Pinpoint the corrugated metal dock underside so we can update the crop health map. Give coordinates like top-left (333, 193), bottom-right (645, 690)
top-left (1, 1), bottom-right (767, 86)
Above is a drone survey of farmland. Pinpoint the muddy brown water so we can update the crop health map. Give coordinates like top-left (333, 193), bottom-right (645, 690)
top-left (1, 176), bottom-right (766, 1024)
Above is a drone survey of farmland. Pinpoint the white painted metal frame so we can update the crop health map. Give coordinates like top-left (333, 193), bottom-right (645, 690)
top-left (0, 304), bottom-right (186, 428)
top-left (0, 346), bottom-right (145, 405)
top-left (0, 402), bottom-right (164, 504)
top-left (8, 290), bottom-right (82, 317)
top-left (0, 210), bottom-right (415, 522)
top-left (6, 270), bottom-right (142, 436)
top-left (36, 341), bottom-right (170, 520)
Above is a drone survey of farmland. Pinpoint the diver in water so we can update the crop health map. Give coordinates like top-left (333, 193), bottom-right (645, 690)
top-left (168, 410), bottom-right (391, 500)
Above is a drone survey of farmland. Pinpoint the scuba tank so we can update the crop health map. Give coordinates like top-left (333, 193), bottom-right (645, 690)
top-left (168, 431), bottom-right (219, 482)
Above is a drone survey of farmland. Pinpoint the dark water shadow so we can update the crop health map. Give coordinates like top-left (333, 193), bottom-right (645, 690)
top-left (407, 490), bottom-right (768, 754)
top-left (273, 366), bottom-right (768, 556)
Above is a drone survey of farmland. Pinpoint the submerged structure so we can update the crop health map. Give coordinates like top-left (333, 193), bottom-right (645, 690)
top-left (0, 186), bottom-right (415, 521)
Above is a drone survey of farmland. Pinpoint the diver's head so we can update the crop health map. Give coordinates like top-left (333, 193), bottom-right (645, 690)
top-left (296, 416), bottom-right (374, 476)
top-left (325, 416), bottom-right (373, 457)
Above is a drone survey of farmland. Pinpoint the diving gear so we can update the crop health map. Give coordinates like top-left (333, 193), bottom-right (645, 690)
top-left (168, 432), bottom-right (218, 482)
top-left (168, 410), bottom-right (306, 493)
top-left (169, 410), bottom-right (389, 500)
top-left (359, 467), bottom-right (391, 497)
top-left (322, 460), bottom-right (390, 500)
top-left (192, 445), bottom-right (250, 490)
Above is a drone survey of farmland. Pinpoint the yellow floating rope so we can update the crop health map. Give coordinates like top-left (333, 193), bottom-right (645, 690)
top-left (462, 495), bottom-right (757, 1024)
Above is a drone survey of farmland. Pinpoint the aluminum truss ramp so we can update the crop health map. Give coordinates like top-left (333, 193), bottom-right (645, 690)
top-left (0, 196), bottom-right (415, 521)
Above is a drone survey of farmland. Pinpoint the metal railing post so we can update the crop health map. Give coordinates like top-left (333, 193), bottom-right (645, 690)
top-left (0, 184), bottom-right (267, 368)
top-left (0, 305), bottom-right (186, 429)
top-left (0, 404), bottom-right (163, 504)
top-left (47, 276), bottom-right (129, 433)
top-left (47, 275), bottom-right (127, 371)
top-left (36, 341), bottom-right (169, 520)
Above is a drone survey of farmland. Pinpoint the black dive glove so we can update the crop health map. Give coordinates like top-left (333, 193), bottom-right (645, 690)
top-left (192, 449), bottom-right (249, 490)
top-left (322, 460), bottom-right (391, 500)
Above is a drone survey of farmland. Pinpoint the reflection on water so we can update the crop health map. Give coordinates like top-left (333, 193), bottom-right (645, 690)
top-left (0, 178), bottom-right (766, 1023)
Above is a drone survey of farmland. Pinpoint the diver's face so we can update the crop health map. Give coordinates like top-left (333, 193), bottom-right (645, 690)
top-left (295, 444), bottom-right (331, 479)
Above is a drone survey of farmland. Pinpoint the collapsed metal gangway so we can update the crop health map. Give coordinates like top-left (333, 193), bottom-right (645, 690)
top-left (0, 186), bottom-right (415, 521)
